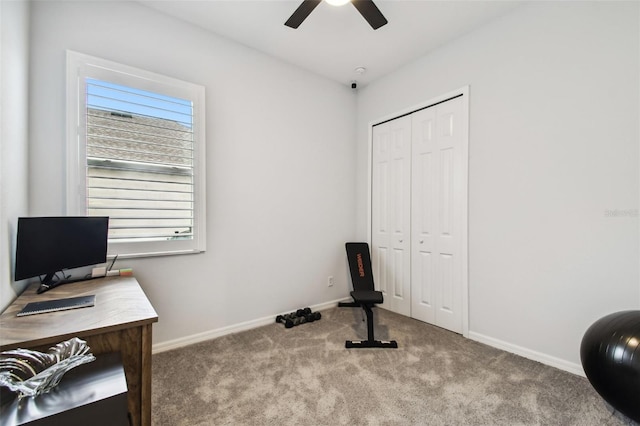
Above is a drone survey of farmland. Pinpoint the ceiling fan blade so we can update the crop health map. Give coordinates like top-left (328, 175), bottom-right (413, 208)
top-left (351, 0), bottom-right (388, 30)
top-left (285, 0), bottom-right (322, 29)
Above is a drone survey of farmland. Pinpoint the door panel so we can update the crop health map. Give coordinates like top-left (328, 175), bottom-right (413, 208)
top-left (432, 97), bottom-right (463, 333)
top-left (371, 117), bottom-right (411, 316)
top-left (411, 97), bottom-right (463, 333)
top-left (411, 106), bottom-right (436, 324)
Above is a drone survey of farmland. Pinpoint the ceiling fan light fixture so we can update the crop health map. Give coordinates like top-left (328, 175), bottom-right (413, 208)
top-left (325, 0), bottom-right (351, 7)
top-left (285, 0), bottom-right (387, 30)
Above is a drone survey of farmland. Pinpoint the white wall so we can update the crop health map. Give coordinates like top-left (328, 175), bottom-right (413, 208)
top-left (28, 1), bottom-right (357, 346)
top-left (0, 0), bottom-right (30, 311)
top-left (356, 1), bottom-right (639, 372)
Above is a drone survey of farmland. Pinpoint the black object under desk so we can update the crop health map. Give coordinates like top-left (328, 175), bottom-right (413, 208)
top-left (0, 352), bottom-right (129, 426)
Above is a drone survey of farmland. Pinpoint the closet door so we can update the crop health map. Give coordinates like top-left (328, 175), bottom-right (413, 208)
top-left (411, 97), bottom-right (464, 333)
top-left (371, 116), bottom-right (411, 316)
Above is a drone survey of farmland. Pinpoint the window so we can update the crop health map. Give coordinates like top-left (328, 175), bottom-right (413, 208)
top-left (67, 51), bottom-right (206, 258)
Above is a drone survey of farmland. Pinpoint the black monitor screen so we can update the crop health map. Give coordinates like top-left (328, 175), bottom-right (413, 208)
top-left (14, 216), bottom-right (109, 282)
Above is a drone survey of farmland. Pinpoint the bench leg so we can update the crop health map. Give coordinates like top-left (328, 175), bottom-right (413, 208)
top-left (345, 304), bottom-right (398, 349)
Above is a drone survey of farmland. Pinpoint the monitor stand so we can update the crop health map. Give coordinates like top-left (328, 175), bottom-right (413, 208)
top-left (37, 273), bottom-right (102, 294)
top-left (37, 273), bottom-right (62, 294)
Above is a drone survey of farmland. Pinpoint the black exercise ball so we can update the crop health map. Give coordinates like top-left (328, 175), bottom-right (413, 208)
top-left (580, 310), bottom-right (640, 422)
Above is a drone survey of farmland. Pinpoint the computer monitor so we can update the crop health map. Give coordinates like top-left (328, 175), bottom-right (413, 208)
top-left (14, 216), bottom-right (109, 293)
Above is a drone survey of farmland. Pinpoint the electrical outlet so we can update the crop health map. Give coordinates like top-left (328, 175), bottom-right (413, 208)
top-left (328, 276), bottom-right (334, 287)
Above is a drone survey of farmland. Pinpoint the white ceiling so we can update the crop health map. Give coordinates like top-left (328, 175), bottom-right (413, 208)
top-left (140, 0), bottom-right (522, 87)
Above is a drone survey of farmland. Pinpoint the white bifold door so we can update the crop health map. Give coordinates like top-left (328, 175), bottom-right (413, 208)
top-left (371, 95), bottom-right (466, 334)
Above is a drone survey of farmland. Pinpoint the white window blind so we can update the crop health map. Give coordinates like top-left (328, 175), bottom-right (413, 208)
top-left (67, 51), bottom-right (206, 258)
top-left (86, 80), bottom-right (195, 241)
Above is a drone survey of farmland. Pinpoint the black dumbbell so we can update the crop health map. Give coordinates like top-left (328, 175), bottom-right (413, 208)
top-left (294, 307), bottom-right (311, 316)
top-left (303, 310), bottom-right (321, 322)
top-left (293, 307), bottom-right (310, 320)
top-left (275, 314), bottom-right (294, 328)
top-left (283, 312), bottom-right (297, 323)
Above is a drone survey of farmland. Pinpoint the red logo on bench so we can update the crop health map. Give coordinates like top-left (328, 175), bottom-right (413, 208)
top-left (356, 253), bottom-right (365, 277)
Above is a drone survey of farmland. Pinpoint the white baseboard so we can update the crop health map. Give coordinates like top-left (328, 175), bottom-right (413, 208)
top-left (152, 298), bottom-right (346, 354)
top-left (468, 331), bottom-right (585, 377)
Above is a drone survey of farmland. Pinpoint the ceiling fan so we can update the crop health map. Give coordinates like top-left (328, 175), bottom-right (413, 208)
top-left (285, 0), bottom-right (388, 30)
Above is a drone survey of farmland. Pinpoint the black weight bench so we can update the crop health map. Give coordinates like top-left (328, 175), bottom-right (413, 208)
top-left (339, 242), bottom-right (398, 349)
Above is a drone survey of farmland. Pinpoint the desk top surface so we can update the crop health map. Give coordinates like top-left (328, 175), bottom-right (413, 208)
top-left (0, 276), bottom-right (158, 350)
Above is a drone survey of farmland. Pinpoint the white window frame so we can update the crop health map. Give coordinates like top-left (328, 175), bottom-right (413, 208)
top-left (66, 50), bottom-right (206, 258)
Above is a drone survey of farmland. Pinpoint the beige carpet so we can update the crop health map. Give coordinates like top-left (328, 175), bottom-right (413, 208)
top-left (152, 307), bottom-right (636, 425)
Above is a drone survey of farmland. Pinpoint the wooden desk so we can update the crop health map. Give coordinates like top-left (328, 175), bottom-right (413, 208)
top-left (0, 276), bottom-right (158, 426)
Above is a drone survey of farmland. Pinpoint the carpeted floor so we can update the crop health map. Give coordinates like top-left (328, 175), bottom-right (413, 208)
top-left (152, 307), bottom-right (636, 425)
